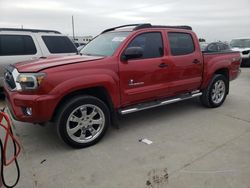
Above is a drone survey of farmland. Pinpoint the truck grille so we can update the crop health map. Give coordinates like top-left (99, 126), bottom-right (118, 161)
top-left (4, 67), bottom-right (16, 90)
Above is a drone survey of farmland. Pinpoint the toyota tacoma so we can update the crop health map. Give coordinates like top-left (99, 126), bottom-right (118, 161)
top-left (4, 24), bottom-right (241, 148)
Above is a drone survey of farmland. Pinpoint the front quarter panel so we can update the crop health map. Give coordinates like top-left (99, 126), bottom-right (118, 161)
top-left (39, 59), bottom-right (120, 112)
top-left (50, 73), bottom-right (120, 107)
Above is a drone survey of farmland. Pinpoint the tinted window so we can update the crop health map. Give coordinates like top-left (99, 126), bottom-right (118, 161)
top-left (0, 35), bottom-right (37, 56)
top-left (219, 44), bottom-right (226, 51)
top-left (207, 44), bottom-right (219, 52)
top-left (218, 43), bottom-right (230, 51)
top-left (168, 33), bottom-right (195, 56)
top-left (42, 36), bottom-right (77, 54)
top-left (230, 39), bottom-right (250, 48)
top-left (127, 32), bottom-right (163, 59)
top-left (205, 42), bottom-right (230, 52)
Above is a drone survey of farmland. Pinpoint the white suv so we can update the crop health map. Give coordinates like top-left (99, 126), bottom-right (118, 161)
top-left (0, 28), bottom-right (77, 87)
top-left (230, 38), bottom-right (250, 66)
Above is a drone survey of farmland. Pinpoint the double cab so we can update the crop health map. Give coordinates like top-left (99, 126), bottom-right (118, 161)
top-left (4, 24), bottom-right (241, 148)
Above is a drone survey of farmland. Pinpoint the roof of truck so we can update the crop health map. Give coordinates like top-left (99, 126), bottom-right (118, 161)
top-left (101, 23), bottom-right (192, 34)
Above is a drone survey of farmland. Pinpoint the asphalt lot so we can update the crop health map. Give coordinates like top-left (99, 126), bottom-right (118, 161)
top-left (1, 68), bottom-right (250, 188)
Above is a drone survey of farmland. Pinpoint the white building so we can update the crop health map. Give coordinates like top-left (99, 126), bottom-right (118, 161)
top-left (69, 36), bottom-right (93, 46)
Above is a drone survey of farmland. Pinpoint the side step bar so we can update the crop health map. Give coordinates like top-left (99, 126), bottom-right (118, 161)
top-left (119, 92), bottom-right (202, 115)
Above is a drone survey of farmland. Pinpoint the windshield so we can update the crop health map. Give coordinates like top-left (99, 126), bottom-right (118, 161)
top-left (230, 39), bottom-right (250, 48)
top-left (80, 32), bottom-right (130, 56)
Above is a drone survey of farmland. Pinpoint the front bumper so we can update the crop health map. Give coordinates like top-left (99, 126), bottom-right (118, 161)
top-left (4, 86), bottom-right (58, 123)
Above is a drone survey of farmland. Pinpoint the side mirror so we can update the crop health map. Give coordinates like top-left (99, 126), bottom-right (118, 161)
top-left (122, 47), bottom-right (143, 61)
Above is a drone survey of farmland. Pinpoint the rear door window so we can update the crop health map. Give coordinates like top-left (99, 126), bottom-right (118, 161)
top-left (42, 36), bottom-right (77, 54)
top-left (168, 32), bottom-right (195, 56)
top-left (0, 35), bottom-right (37, 56)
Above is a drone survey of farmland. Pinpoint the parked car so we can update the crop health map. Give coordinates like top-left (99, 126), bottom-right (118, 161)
top-left (201, 42), bottom-right (231, 52)
top-left (230, 38), bottom-right (250, 66)
top-left (4, 24), bottom-right (241, 148)
top-left (0, 28), bottom-right (78, 88)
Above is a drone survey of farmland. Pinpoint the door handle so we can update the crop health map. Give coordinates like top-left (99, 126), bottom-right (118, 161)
top-left (159, 63), bottom-right (168, 68)
top-left (193, 59), bottom-right (201, 64)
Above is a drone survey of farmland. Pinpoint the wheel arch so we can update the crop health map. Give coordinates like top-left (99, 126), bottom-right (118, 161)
top-left (51, 86), bottom-right (115, 122)
top-left (202, 67), bottom-right (230, 94)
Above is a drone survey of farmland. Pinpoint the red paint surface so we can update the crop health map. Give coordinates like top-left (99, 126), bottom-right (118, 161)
top-left (4, 27), bottom-right (241, 123)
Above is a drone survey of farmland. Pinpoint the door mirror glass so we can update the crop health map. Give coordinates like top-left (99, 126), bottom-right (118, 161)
top-left (122, 47), bottom-right (143, 60)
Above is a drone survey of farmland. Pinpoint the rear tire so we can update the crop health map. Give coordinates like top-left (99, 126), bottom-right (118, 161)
top-left (200, 74), bottom-right (228, 108)
top-left (56, 95), bottom-right (110, 148)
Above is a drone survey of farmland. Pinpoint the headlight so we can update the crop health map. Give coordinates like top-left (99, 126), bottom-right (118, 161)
top-left (16, 73), bottom-right (46, 90)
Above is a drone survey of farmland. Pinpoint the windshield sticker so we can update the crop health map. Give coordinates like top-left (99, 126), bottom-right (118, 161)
top-left (112, 37), bottom-right (126, 42)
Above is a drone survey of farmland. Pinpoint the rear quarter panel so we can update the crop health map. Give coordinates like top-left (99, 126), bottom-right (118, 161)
top-left (201, 51), bottom-right (241, 89)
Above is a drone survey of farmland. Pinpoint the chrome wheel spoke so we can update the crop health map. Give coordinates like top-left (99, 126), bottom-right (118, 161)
top-left (91, 118), bottom-right (103, 125)
top-left (70, 115), bottom-right (81, 123)
top-left (80, 130), bottom-right (87, 139)
top-left (89, 109), bottom-right (97, 119)
top-left (216, 94), bottom-right (220, 101)
top-left (68, 124), bottom-right (82, 135)
top-left (214, 82), bottom-right (219, 89)
top-left (219, 87), bottom-right (224, 92)
top-left (80, 107), bottom-right (87, 117)
top-left (212, 94), bottom-right (216, 100)
top-left (88, 126), bottom-right (97, 136)
top-left (217, 81), bottom-right (222, 88)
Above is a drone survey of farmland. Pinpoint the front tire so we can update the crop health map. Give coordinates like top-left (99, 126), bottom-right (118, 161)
top-left (56, 95), bottom-right (110, 148)
top-left (200, 74), bottom-right (228, 108)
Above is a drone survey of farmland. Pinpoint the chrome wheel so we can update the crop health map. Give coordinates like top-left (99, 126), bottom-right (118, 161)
top-left (66, 104), bottom-right (105, 143)
top-left (211, 80), bottom-right (226, 104)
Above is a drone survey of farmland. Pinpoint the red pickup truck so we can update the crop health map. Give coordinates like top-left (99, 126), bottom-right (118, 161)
top-left (4, 24), bottom-right (241, 148)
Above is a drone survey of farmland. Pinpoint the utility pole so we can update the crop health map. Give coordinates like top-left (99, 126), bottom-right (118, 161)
top-left (72, 15), bottom-right (75, 40)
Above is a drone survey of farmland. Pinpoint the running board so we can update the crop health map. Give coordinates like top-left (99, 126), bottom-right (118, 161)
top-left (119, 92), bottom-right (202, 115)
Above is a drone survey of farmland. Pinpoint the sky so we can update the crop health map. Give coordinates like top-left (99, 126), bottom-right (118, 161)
top-left (0, 0), bottom-right (250, 42)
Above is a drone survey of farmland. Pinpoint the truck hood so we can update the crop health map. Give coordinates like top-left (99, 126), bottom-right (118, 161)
top-left (231, 47), bottom-right (250, 52)
top-left (14, 55), bottom-right (104, 73)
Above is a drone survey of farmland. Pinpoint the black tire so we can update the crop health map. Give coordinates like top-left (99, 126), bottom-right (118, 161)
top-left (200, 74), bottom-right (228, 108)
top-left (56, 95), bottom-right (110, 148)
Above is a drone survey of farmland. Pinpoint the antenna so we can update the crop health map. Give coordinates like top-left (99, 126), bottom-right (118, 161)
top-left (72, 15), bottom-right (75, 40)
